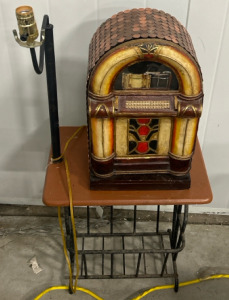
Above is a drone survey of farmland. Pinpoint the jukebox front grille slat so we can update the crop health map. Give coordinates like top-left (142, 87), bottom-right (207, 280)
top-left (125, 100), bottom-right (170, 110)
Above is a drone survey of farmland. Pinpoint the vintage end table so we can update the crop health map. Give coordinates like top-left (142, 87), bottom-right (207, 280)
top-left (43, 126), bottom-right (212, 292)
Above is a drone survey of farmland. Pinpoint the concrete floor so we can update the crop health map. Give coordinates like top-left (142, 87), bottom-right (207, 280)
top-left (0, 215), bottom-right (229, 300)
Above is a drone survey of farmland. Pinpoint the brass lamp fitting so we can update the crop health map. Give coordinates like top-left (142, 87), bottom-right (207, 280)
top-left (13, 6), bottom-right (44, 48)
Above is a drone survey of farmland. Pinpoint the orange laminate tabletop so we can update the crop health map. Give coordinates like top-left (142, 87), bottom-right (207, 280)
top-left (43, 126), bottom-right (213, 207)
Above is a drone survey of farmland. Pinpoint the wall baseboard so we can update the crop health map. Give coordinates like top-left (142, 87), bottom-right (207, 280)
top-left (0, 204), bottom-right (228, 225)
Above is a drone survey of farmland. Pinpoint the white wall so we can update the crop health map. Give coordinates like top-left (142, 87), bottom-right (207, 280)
top-left (0, 0), bottom-right (229, 212)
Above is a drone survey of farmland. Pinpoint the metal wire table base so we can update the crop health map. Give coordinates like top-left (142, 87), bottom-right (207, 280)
top-left (64, 205), bottom-right (188, 293)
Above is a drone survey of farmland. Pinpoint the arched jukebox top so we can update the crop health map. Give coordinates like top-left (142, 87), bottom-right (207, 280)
top-left (87, 8), bottom-right (203, 190)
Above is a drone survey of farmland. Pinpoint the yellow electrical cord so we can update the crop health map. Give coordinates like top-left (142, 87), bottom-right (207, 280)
top-left (34, 126), bottom-right (229, 300)
top-left (57, 126), bottom-right (84, 292)
top-left (131, 274), bottom-right (229, 300)
top-left (61, 156), bottom-right (80, 292)
top-left (51, 126), bottom-right (84, 163)
top-left (34, 273), bottom-right (229, 299)
top-left (56, 126), bottom-right (104, 299)
top-left (34, 126), bottom-right (104, 300)
top-left (34, 285), bottom-right (104, 300)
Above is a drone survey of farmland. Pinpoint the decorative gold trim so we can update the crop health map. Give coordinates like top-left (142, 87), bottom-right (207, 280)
top-left (91, 152), bottom-right (115, 162)
top-left (92, 169), bottom-right (114, 178)
top-left (115, 155), bottom-right (168, 160)
top-left (125, 100), bottom-right (170, 110)
top-left (174, 96), bottom-right (178, 110)
top-left (138, 43), bottom-right (158, 55)
top-left (169, 168), bottom-right (191, 176)
top-left (114, 168), bottom-right (190, 176)
top-left (114, 169), bottom-right (169, 175)
top-left (113, 89), bottom-right (180, 96)
top-left (115, 112), bottom-right (177, 117)
top-left (88, 37), bottom-right (202, 91)
top-left (88, 100), bottom-right (92, 116)
top-left (88, 91), bottom-right (114, 101)
top-left (178, 91), bottom-right (204, 101)
top-left (94, 103), bottom-right (110, 117)
top-left (169, 151), bottom-right (193, 160)
top-left (114, 96), bottom-right (119, 111)
top-left (89, 41), bottom-right (202, 96)
top-left (178, 103), bottom-right (198, 117)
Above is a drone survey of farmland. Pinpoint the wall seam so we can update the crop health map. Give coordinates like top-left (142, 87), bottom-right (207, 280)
top-left (201, 1), bottom-right (229, 152)
top-left (185, 0), bottom-right (191, 29)
top-left (96, 0), bottom-right (99, 27)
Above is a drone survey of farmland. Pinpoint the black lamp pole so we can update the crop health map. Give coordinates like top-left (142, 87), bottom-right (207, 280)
top-left (30, 16), bottom-right (62, 162)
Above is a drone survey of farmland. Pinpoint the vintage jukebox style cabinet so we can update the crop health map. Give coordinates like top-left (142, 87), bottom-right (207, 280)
top-left (86, 8), bottom-right (203, 190)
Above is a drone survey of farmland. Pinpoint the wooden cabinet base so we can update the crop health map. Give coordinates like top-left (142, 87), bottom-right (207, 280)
top-left (90, 172), bottom-right (190, 190)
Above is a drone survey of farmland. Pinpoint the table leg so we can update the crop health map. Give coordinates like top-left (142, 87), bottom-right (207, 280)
top-left (170, 205), bottom-right (189, 292)
top-left (173, 205), bottom-right (188, 261)
top-left (64, 206), bottom-right (75, 294)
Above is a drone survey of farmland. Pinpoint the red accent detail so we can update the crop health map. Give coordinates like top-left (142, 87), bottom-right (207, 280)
top-left (137, 142), bottom-right (149, 153)
top-left (138, 125), bottom-right (150, 136)
top-left (144, 54), bottom-right (154, 59)
top-left (137, 118), bottom-right (150, 124)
